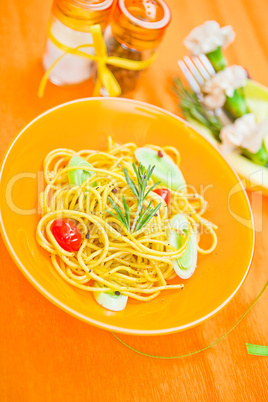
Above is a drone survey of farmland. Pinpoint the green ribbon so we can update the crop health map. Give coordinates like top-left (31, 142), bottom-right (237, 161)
top-left (246, 343), bottom-right (268, 356)
top-left (112, 281), bottom-right (268, 359)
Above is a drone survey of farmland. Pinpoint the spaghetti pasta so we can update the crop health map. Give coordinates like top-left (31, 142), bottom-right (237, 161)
top-left (36, 137), bottom-right (217, 305)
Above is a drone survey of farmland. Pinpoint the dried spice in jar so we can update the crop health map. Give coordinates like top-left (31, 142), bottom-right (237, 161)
top-left (102, 0), bottom-right (171, 95)
top-left (43, 0), bottom-right (113, 86)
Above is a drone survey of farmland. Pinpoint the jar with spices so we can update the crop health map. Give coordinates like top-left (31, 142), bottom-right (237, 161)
top-left (43, 0), bottom-right (114, 86)
top-left (102, 0), bottom-right (171, 95)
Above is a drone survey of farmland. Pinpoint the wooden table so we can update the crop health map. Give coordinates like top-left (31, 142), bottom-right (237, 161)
top-left (0, 0), bottom-right (267, 400)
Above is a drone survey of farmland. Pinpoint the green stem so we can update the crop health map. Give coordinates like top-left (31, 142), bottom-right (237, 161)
top-left (241, 142), bottom-right (268, 166)
top-left (131, 202), bottom-right (142, 232)
top-left (224, 88), bottom-right (250, 119)
top-left (206, 47), bottom-right (226, 72)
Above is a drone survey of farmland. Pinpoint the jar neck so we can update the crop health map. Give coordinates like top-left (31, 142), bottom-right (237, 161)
top-left (52, 0), bottom-right (114, 32)
top-left (110, 0), bottom-right (171, 51)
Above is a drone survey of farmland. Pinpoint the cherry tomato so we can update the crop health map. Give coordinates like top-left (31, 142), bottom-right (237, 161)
top-left (51, 218), bottom-right (82, 252)
top-left (153, 188), bottom-right (171, 206)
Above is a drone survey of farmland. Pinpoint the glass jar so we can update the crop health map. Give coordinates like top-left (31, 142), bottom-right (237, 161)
top-left (103, 0), bottom-right (171, 95)
top-left (43, 0), bottom-right (114, 86)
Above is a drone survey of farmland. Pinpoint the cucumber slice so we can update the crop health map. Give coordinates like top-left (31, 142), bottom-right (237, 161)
top-left (93, 284), bottom-right (128, 311)
top-left (134, 147), bottom-right (186, 192)
top-left (168, 214), bottom-right (198, 279)
top-left (246, 98), bottom-right (268, 123)
top-left (68, 155), bottom-right (96, 187)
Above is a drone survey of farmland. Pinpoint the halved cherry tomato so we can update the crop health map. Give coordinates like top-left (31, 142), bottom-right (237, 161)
top-left (153, 188), bottom-right (171, 206)
top-left (51, 218), bottom-right (82, 252)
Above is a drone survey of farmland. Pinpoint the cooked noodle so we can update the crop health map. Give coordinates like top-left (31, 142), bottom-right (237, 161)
top-left (36, 137), bottom-right (217, 302)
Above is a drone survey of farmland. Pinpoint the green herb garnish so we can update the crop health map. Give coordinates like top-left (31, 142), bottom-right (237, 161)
top-left (172, 77), bottom-right (223, 141)
top-left (107, 195), bottom-right (131, 231)
top-left (107, 163), bottom-right (162, 232)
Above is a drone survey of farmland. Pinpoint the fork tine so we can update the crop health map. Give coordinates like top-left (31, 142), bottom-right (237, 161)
top-left (183, 56), bottom-right (205, 85)
top-left (177, 60), bottom-right (201, 94)
top-left (199, 54), bottom-right (215, 75)
top-left (192, 56), bottom-right (211, 80)
top-left (178, 54), bottom-right (232, 126)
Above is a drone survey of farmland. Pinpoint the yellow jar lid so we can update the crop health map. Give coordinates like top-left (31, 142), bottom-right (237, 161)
top-left (53, 0), bottom-right (114, 32)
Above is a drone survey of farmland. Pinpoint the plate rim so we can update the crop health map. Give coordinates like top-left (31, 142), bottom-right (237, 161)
top-left (0, 97), bottom-right (255, 335)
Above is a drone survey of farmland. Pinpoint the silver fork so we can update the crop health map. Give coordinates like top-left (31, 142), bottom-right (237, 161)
top-left (178, 55), bottom-right (232, 125)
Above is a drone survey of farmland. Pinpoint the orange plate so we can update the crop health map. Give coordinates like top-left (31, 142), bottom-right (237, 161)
top-left (0, 98), bottom-right (254, 335)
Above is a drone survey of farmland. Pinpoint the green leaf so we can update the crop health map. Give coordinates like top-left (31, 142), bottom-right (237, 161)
top-left (135, 200), bottom-right (153, 230)
top-left (107, 196), bottom-right (131, 231)
top-left (106, 210), bottom-right (126, 225)
top-left (122, 196), bottom-right (130, 229)
top-left (108, 196), bottom-right (125, 221)
top-left (135, 202), bottom-right (162, 232)
top-left (123, 167), bottom-right (139, 198)
top-left (144, 181), bottom-right (161, 199)
top-left (132, 162), bottom-right (139, 179)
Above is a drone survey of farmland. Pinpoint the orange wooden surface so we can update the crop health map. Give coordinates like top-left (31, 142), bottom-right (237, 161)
top-left (0, 0), bottom-right (267, 400)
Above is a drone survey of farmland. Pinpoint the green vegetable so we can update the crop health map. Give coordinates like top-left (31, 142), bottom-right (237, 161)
top-left (93, 283), bottom-right (128, 311)
top-left (68, 155), bottom-right (96, 187)
top-left (224, 88), bottom-right (250, 119)
top-left (135, 147), bottom-right (186, 192)
top-left (172, 78), bottom-right (268, 167)
top-left (107, 163), bottom-right (162, 232)
top-left (242, 142), bottom-right (268, 166)
top-left (167, 214), bottom-right (198, 279)
top-left (206, 46), bottom-right (226, 72)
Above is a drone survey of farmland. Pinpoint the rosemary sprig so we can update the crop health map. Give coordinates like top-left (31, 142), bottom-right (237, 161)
top-left (107, 195), bottom-right (130, 231)
top-left (135, 200), bottom-right (162, 232)
top-left (107, 163), bottom-right (162, 232)
top-left (172, 77), bottom-right (223, 141)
